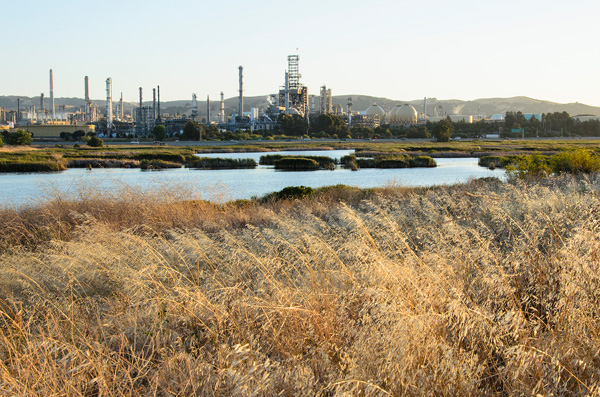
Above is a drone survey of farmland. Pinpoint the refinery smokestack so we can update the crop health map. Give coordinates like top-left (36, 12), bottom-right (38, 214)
top-left (106, 78), bottom-right (113, 130)
top-left (207, 95), bottom-right (210, 124)
top-left (85, 76), bottom-right (90, 121)
top-left (120, 93), bottom-right (123, 121)
top-left (49, 69), bottom-right (55, 119)
top-left (220, 91), bottom-right (225, 123)
top-left (284, 71), bottom-right (289, 113)
top-left (153, 88), bottom-right (156, 120)
top-left (157, 86), bottom-right (161, 121)
top-left (238, 66), bottom-right (243, 121)
top-left (40, 93), bottom-right (45, 118)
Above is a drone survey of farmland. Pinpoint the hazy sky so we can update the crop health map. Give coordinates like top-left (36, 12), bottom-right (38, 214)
top-left (3, 0), bottom-right (599, 106)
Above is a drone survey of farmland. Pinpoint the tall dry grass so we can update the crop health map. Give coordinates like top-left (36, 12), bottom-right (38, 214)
top-left (1, 176), bottom-right (600, 395)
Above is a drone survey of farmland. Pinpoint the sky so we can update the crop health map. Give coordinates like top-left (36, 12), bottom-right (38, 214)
top-left (2, 0), bottom-right (600, 106)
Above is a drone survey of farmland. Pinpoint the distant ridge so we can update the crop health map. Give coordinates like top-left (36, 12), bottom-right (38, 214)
top-left (1, 95), bottom-right (599, 119)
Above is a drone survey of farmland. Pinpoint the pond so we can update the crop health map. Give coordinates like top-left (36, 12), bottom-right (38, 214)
top-left (0, 150), bottom-right (505, 208)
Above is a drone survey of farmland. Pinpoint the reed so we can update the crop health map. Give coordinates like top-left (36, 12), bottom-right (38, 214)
top-left (1, 176), bottom-right (600, 395)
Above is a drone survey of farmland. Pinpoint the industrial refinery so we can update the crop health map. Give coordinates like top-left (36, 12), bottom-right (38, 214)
top-left (0, 54), bottom-right (484, 139)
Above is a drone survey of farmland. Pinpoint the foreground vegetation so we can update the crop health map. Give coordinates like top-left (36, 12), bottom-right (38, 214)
top-left (1, 175), bottom-right (599, 395)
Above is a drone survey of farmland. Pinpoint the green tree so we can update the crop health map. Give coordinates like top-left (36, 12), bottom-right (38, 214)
top-left (87, 136), bottom-right (104, 147)
top-left (277, 114), bottom-right (308, 137)
top-left (0, 135), bottom-right (3, 147)
top-left (73, 130), bottom-right (86, 141)
top-left (407, 126), bottom-right (430, 139)
top-left (432, 118), bottom-right (453, 142)
top-left (310, 114), bottom-right (349, 137)
top-left (181, 121), bottom-right (203, 140)
top-left (152, 124), bottom-right (166, 141)
top-left (7, 130), bottom-right (33, 145)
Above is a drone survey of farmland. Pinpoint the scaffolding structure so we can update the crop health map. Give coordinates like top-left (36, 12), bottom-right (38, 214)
top-left (278, 55), bottom-right (308, 116)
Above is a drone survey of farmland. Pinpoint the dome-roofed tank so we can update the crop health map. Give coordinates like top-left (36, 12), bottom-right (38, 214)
top-left (395, 104), bottom-right (418, 124)
top-left (365, 102), bottom-right (385, 118)
top-left (389, 104), bottom-right (403, 123)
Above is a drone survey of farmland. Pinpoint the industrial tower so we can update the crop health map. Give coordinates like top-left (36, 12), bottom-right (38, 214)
top-left (106, 78), bottom-right (113, 130)
top-left (278, 55), bottom-right (308, 116)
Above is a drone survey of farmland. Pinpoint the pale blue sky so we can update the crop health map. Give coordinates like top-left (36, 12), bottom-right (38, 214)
top-left (3, 0), bottom-right (599, 106)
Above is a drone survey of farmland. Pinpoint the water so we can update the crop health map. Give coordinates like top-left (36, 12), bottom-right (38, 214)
top-left (0, 150), bottom-right (505, 208)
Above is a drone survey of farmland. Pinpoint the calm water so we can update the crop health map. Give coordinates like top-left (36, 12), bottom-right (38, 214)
top-left (0, 150), bottom-right (505, 208)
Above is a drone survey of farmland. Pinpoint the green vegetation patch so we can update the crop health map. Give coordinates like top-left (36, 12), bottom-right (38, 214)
top-left (273, 157), bottom-right (321, 171)
top-left (260, 154), bottom-right (336, 169)
top-left (260, 185), bottom-right (315, 201)
top-left (140, 159), bottom-right (183, 170)
top-left (0, 159), bottom-right (66, 172)
top-left (506, 149), bottom-right (600, 179)
top-left (348, 154), bottom-right (436, 169)
top-left (188, 157), bottom-right (257, 169)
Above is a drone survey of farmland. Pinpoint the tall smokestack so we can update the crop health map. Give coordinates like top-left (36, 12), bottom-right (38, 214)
top-left (157, 86), bottom-right (161, 121)
top-left (17, 98), bottom-right (20, 122)
top-left (49, 69), bottom-right (55, 119)
top-left (153, 88), bottom-right (157, 120)
top-left (207, 95), bottom-right (210, 124)
top-left (284, 71), bottom-right (289, 113)
top-left (84, 76), bottom-right (90, 121)
top-left (238, 66), bottom-right (243, 120)
top-left (106, 78), bottom-right (113, 130)
top-left (120, 93), bottom-right (123, 121)
top-left (423, 97), bottom-right (427, 118)
top-left (220, 91), bottom-right (225, 123)
top-left (40, 93), bottom-right (45, 118)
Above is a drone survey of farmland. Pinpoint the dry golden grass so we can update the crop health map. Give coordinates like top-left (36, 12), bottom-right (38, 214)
top-left (1, 176), bottom-right (600, 395)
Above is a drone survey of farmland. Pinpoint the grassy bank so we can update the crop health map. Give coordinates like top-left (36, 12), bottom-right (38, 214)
top-left (1, 176), bottom-right (599, 394)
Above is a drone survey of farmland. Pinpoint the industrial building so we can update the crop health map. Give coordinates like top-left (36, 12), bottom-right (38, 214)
top-left (0, 56), bottom-right (519, 140)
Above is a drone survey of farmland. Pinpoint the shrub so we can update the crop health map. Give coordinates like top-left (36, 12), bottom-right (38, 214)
top-left (506, 153), bottom-right (550, 179)
top-left (7, 130), bottom-right (33, 145)
top-left (549, 149), bottom-right (600, 174)
top-left (87, 136), bottom-right (104, 147)
top-left (262, 185), bottom-right (315, 201)
top-left (0, 135), bottom-right (3, 147)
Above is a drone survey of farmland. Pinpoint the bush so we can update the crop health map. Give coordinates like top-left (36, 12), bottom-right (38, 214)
top-left (7, 130), bottom-right (33, 145)
top-left (0, 135), bottom-right (3, 147)
top-left (261, 185), bottom-right (315, 201)
top-left (549, 149), bottom-right (600, 174)
top-left (87, 136), bottom-right (104, 147)
top-left (506, 150), bottom-right (600, 179)
top-left (506, 153), bottom-right (551, 179)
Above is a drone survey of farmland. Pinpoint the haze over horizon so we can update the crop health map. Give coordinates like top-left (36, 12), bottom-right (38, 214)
top-left (3, 0), bottom-right (599, 107)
